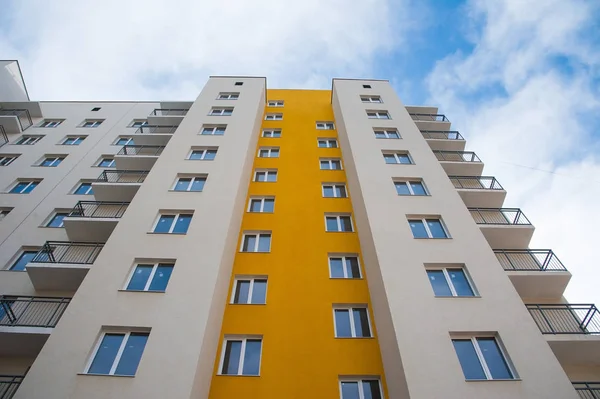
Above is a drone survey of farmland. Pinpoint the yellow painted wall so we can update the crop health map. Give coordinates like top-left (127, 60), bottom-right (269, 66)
top-left (208, 89), bottom-right (388, 398)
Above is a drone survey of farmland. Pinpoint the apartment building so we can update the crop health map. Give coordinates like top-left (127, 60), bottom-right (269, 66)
top-left (0, 59), bottom-right (597, 398)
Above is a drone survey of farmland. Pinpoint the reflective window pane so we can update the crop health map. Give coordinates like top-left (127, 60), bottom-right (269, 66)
top-left (320, 161), bottom-right (330, 169)
top-left (330, 258), bottom-right (344, 278)
top-left (363, 380), bottom-right (382, 399)
top-left (340, 216), bottom-right (353, 232)
top-left (426, 270), bottom-right (452, 296)
top-left (114, 333), bottom-right (148, 376)
top-left (453, 339), bottom-right (486, 380)
top-left (263, 199), bottom-right (274, 212)
top-left (242, 235), bottom-right (256, 252)
top-left (127, 265), bottom-right (153, 290)
top-left (222, 341), bottom-right (241, 374)
top-left (336, 186), bottom-right (347, 197)
top-left (341, 381), bottom-right (360, 399)
top-left (323, 186), bottom-right (334, 197)
top-left (154, 215), bottom-right (175, 233)
top-left (250, 199), bottom-right (262, 212)
top-left (173, 214), bottom-right (192, 234)
top-left (346, 257), bottom-right (360, 278)
top-left (190, 178), bottom-right (205, 191)
top-left (395, 182), bottom-right (410, 195)
top-left (234, 280), bottom-right (250, 303)
top-left (448, 269), bottom-right (474, 296)
top-left (326, 217), bottom-right (338, 231)
top-left (204, 150), bottom-right (217, 160)
top-left (409, 220), bottom-right (428, 238)
top-left (242, 339), bottom-right (262, 375)
top-left (384, 154), bottom-right (396, 164)
top-left (398, 154), bottom-right (411, 164)
top-left (148, 265), bottom-right (173, 291)
top-left (410, 182), bottom-right (427, 195)
top-left (353, 308), bottom-right (371, 337)
top-left (251, 280), bottom-right (267, 304)
top-left (10, 251), bottom-right (37, 271)
top-left (175, 178), bottom-right (191, 191)
top-left (258, 235), bottom-right (271, 252)
top-left (477, 338), bottom-right (513, 379)
top-left (427, 219), bottom-right (447, 238)
top-left (47, 213), bottom-right (67, 227)
top-left (88, 334), bottom-right (124, 374)
top-left (335, 309), bottom-right (352, 337)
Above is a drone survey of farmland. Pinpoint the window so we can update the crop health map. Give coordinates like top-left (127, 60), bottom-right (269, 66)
top-left (130, 120), bottom-right (148, 128)
top-left (126, 263), bottom-right (174, 292)
top-left (235, 81), bottom-right (244, 86)
top-left (201, 125), bottom-right (226, 135)
top-left (241, 233), bottom-right (271, 252)
top-left (81, 119), bottom-right (103, 128)
top-left (209, 107), bottom-right (234, 116)
top-left (316, 122), bottom-right (335, 130)
top-left (231, 278), bottom-right (267, 304)
top-left (452, 336), bottom-right (515, 380)
top-left (218, 92), bottom-right (239, 100)
top-left (265, 113), bottom-right (283, 121)
top-left (394, 180), bottom-right (427, 196)
top-left (320, 159), bottom-right (342, 170)
top-left (427, 267), bottom-right (476, 297)
top-left (173, 176), bottom-right (206, 192)
top-left (74, 182), bottom-right (94, 195)
top-left (329, 255), bottom-right (361, 278)
top-left (340, 379), bottom-right (382, 399)
top-left (115, 137), bottom-right (134, 146)
top-left (8, 250), bottom-right (38, 271)
top-left (61, 136), bottom-right (86, 145)
top-left (361, 95), bottom-right (382, 103)
top-left (40, 120), bottom-right (63, 128)
top-left (334, 307), bottom-right (372, 337)
top-left (0, 208), bottom-right (12, 221)
top-left (408, 218), bottom-right (448, 238)
top-left (9, 180), bottom-right (40, 194)
top-left (248, 197), bottom-right (275, 213)
top-left (318, 139), bottom-right (338, 148)
top-left (0, 155), bottom-right (18, 166)
top-left (86, 331), bottom-right (149, 376)
top-left (97, 158), bottom-right (115, 167)
top-left (258, 147), bottom-right (279, 158)
top-left (219, 337), bottom-right (262, 375)
top-left (15, 135), bottom-right (43, 145)
top-left (363, 84), bottom-right (372, 88)
top-left (322, 184), bottom-right (347, 198)
top-left (383, 152), bottom-right (412, 164)
top-left (153, 213), bottom-right (193, 234)
top-left (267, 100), bottom-right (284, 107)
top-left (91, 107), bottom-right (101, 112)
top-left (39, 156), bottom-right (65, 167)
top-left (262, 129), bottom-right (281, 138)
top-left (188, 148), bottom-right (217, 160)
top-left (326, 215), bottom-right (353, 232)
top-left (374, 129), bottom-right (400, 139)
top-left (46, 212), bottom-right (68, 228)
top-left (366, 110), bottom-right (390, 119)
top-left (254, 170), bottom-right (277, 182)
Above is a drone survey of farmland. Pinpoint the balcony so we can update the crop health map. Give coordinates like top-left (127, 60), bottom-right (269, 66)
top-left (26, 242), bottom-right (104, 291)
top-left (63, 201), bottom-right (128, 242)
top-left (495, 249), bottom-right (571, 298)
top-left (450, 176), bottom-right (506, 208)
top-left (421, 130), bottom-right (465, 151)
top-left (133, 125), bottom-right (178, 146)
top-left (409, 113), bottom-right (451, 131)
top-left (114, 145), bottom-right (164, 170)
top-left (92, 170), bottom-right (148, 202)
top-left (573, 382), bottom-right (600, 398)
top-left (527, 304), bottom-right (600, 366)
top-left (434, 150), bottom-right (484, 176)
top-left (0, 375), bottom-right (23, 399)
top-left (0, 109), bottom-right (31, 133)
top-left (469, 207), bottom-right (533, 249)
top-left (0, 125), bottom-right (7, 148)
top-left (0, 296), bottom-right (70, 357)
top-left (147, 108), bottom-right (188, 126)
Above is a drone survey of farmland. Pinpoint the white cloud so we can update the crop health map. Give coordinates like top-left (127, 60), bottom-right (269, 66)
top-left (427, 0), bottom-right (600, 305)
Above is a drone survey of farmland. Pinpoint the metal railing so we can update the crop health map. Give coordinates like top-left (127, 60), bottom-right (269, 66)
top-left (468, 208), bottom-right (531, 225)
top-left (117, 145), bottom-right (165, 156)
top-left (150, 109), bottom-right (188, 116)
top-left (96, 170), bottom-right (148, 183)
top-left (450, 176), bottom-right (504, 190)
top-left (409, 113), bottom-right (449, 122)
top-left (421, 130), bottom-right (463, 140)
top-left (433, 150), bottom-right (481, 162)
top-left (135, 125), bottom-right (178, 134)
top-left (494, 249), bottom-right (567, 271)
top-left (0, 109), bottom-right (32, 131)
top-left (527, 304), bottom-right (600, 335)
top-left (31, 241), bottom-right (104, 265)
top-left (68, 201), bottom-right (129, 219)
top-left (0, 375), bottom-right (23, 399)
top-left (0, 126), bottom-right (7, 148)
top-left (0, 296), bottom-right (70, 328)
top-left (573, 382), bottom-right (600, 398)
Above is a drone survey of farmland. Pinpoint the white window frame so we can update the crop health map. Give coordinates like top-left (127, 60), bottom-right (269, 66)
top-left (97, 157), bottom-right (115, 167)
top-left (217, 92), bottom-right (239, 100)
top-left (393, 180), bottom-right (428, 195)
top-left (333, 306), bottom-right (372, 338)
top-left (325, 214), bottom-right (354, 232)
top-left (81, 119), bottom-right (103, 128)
top-left (218, 336), bottom-right (263, 376)
top-left (200, 125), bottom-right (226, 135)
top-left (73, 181), bottom-right (94, 195)
top-left (0, 155), bottom-right (18, 166)
top-left (262, 129), bottom-right (281, 138)
top-left (264, 113), bottom-right (283, 121)
top-left (240, 232), bottom-right (271, 252)
top-left (339, 378), bottom-right (383, 399)
top-left (231, 277), bottom-right (268, 304)
top-left (15, 135), bottom-right (43, 145)
top-left (253, 170), bottom-right (277, 182)
top-left (316, 121), bottom-right (335, 130)
top-left (374, 129), bottom-right (400, 139)
top-left (84, 330), bottom-right (149, 376)
top-left (383, 152), bottom-right (413, 164)
top-left (360, 95), bottom-right (382, 103)
top-left (318, 138), bottom-right (338, 148)
top-left (267, 100), bottom-right (284, 107)
top-left (209, 107), bottom-right (234, 116)
top-left (320, 158), bottom-right (343, 170)
top-left (452, 335), bottom-right (516, 380)
top-left (40, 119), bottom-right (63, 128)
top-left (322, 184), bottom-right (347, 198)
top-left (114, 137), bottom-right (134, 146)
top-left (39, 156), bottom-right (65, 167)
top-left (408, 217), bottom-right (449, 238)
top-left (124, 262), bottom-right (174, 291)
top-left (328, 255), bottom-right (361, 278)
top-left (172, 176), bottom-right (207, 192)
top-left (248, 197), bottom-right (275, 213)
top-left (152, 213), bottom-right (193, 234)
top-left (366, 110), bottom-right (390, 119)
top-left (426, 266), bottom-right (477, 297)
top-left (8, 180), bottom-right (40, 194)
top-left (130, 120), bottom-right (148, 128)
top-left (61, 135), bottom-right (86, 145)
top-left (187, 148), bottom-right (217, 160)
top-left (257, 147), bottom-right (280, 158)
top-left (44, 210), bottom-right (69, 228)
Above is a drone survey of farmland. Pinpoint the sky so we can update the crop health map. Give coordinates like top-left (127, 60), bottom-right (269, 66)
top-left (1, 0), bottom-right (600, 306)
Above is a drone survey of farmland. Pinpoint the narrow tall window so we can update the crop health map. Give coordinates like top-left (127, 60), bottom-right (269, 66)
top-left (173, 176), bottom-right (206, 192)
top-left (366, 110), bottom-right (390, 119)
top-left (9, 180), bottom-right (40, 194)
top-left (320, 159), bottom-right (342, 170)
top-left (325, 215), bottom-right (353, 232)
top-left (265, 113), bottom-right (283, 121)
top-left (126, 263), bottom-right (174, 292)
top-left (241, 233), bottom-right (271, 252)
top-left (383, 152), bottom-right (412, 164)
top-left (254, 170), bottom-right (277, 182)
top-left (452, 336), bottom-right (515, 380)
top-left (86, 331), bottom-right (149, 376)
top-left (153, 213), bottom-right (193, 234)
top-left (408, 218), bottom-right (448, 239)
top-left (322, 184), bottom-right (347, 198)
top-left (248, 197), bottom-right (275, 213)
top-left (316, 122), bottom-right (335, 130)
top-left (334, 307), bottom-right (372, 337)
top-left (188, 148), bottom-right (217, 160)
top-left (258, 147), bottom-right (279, 158)
top-left (394, 180), bottom-right (427, 195)
top-left (231, 278), bottom-right (267, 304)
top-left (318, 139), bottom-right (338, 148)
top-left (219, 337), bottom-right (262, 376)
top-left (262, 129), bottom-right (281, 138)
top-left (201, 125), bottom-right (226, 135)
top-left (329, 256), bottom-right (361, 278)
top-left (340, 379), bottom-right (383, 399)
top-left (426, 267), bottom-right (475, 297)
top-left (374, 129), bottom-right (400, 139)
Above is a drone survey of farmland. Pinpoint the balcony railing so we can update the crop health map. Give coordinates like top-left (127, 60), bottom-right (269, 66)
top-left (0, 296), bottom-right (70, 328)
top-left (68, 201), bottom-right (128, 219)
top-left (0, 375), bottom-right (23, 399)
top-left (31, 241), bottom-right (104, 265)
top-left (573, 382), bottom-right (600, 398)
top-left (410, 113), bottom-right (449, 122)
top-left (0, 109), bottom-right (32, 131)
top-left (450, 176), bottom-right (504, 190)
top-left (0, 125), bottom-right (7, 148)
top-left (469, 208), bottom-right (531, 225)
top-left (433, 150), bottom-right (481, 163)
top-left (421, 130), bottom-right (463, 140)
top-left (117, 145), bottom-right (165, 156)
top-left (150, 109), bottom-right (189, 117)
top-left (135, 125), bottom-right (178, 134)
top-left (96, 170), bottom-right (148, 184)
top-left (494, 249), bottom-right (567, 272)
top-left (527, 304), bottom-right (600, 335)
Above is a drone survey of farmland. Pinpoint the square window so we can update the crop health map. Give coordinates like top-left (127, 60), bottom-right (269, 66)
top-left (340, 379), bottom-right (382, 399)
top-left (258, 147), bottom-right (279, 158)
top-left (15, 135), bottom-right (43, 145)
top-left (317, 139), bottom-right (338, 148)
top-left (188, 148), bottom-right (217, 160)
top-left (126, 262), bottom-right (174, 292)
top-left (374, 129), bottom-right (400, 139)
top-left (325, 215), bottom-right (353, 232)
top-left (316, 121), bottom-right (335, 130)
top-left (322, 183), bottom-right (347, 198)
top-left (7, 250), bottom-right (39, 271)
top-left (248, 197), bottom-right (275, 213)
top-left (40, 120), bottom-right (63, 128)
top-left (73, 182), bottom-right (94, 195)
top-left (0, 155), bottom-right (19, 166)
top-left (334, 307), bottom-right (372, 337)
top-left (219, 337), bottom-right (262, 375)
top-left (39, 156), bottom-right (65, 167)
top-left (91, 107), bottom-right (101, 111)
top-left (254, 170), bottom-right (277, 182)
top-left (9, 180), bottom-right (40, 194)
top-left (209, 107), bottom-right (234, 116)
top-left (320, 159), bottom-right (342, 170)
top-left (366, 110), bottom-right (390, 119)
top-left (217, 92), bottom-right (239, 100)
top-left (267, 100), bottom-right (284, 107)
top-left (46, 212), bottom-right (69, 228)
top-left (262, 129), bottom-right (281, 138)
top-left (394, 180), bottom-right (427, 196)
top-left (241, 233), bottom-right (271, 252)
top-left (363, 84), bottom-right (372, 88)
top-left (81, 120), bottom-right (103, 128)
top-left (201, 125), bottom-right (226, 135)
top-left (152, 213), bottom-right (193, 234)
top-left (408, 218), bottom-right (449, 238)
top-left (235, 82), bottom-right (244, 86)
top-left (173, 176), bottom-right (206, 192)
top-left (383, 152), bottom-right (413, 164)
top-left (426, 267), bottom-right (476, 297)
top-left (264, 113), bottom-right (283, 121)
top-left (452, 336), bottom-right (515, 380)
top-left (61, 136), bottom-right (86, 145)
top-left (231, 278), bottom-right (267, 304)
top-left (86, 331), bottom-right (149, 376)
top-left (329, 255), bottom-right (361, 278)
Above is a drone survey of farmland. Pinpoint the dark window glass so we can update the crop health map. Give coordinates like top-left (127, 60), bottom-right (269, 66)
top-left (409, 220), bottom-right (428, 238)
top-left (234, 280), bottom-right (250, 303)
top-left (346, 257), bottom-right (360, 278)
top-left (251, 280), bottom-right (267, 304)
top-left (453, 339), bottom-right (486, 380)
top-left (148, 264), bottom-right (173, 291)
top-left (448, 269), bottom-right (474, 296)
top-left (335, 309), bottom-right (352, 337)
top-left (477, 338), bottom-right (513, 379)
top-left (172, 214), bottom-right (192, 233)
top-left (127, 265), bottom-right (153, 290)
top-left (154, 215), bottom-right (175, 233)
top-left (114, 333), bottom-right (148, 376)
top-left (353, 308), bottom-right (371, 337)
top-left (88, 334), bottom-right (124, 374)
top-left (242, 340), bottom-right (262, 375)
top-left (427, 270), bottom-right (452, 296)
top-left (10, 251), bottom-right (37, 271)
top-left (222, 340), bottom-right (242, 374)
top-left (362, 380), bottom-right (382, 399)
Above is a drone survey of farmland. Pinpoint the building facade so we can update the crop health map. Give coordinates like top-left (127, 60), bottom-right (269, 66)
top-left (0, 60), bottom-right (598, 398)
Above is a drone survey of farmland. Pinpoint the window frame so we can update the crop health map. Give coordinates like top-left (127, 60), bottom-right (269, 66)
top-left (15, 135), bottom-right (43, 145)
top-left (328, 255), bottom-right (361, 279)
top-left (38, 156), bottom-right (65, 167)
top-left (187, 148), bottom-right (218, 161)
top-left (129, 120), bottom-right (148, 128)
top-left (44, 211), bottom-right (69, 228)
top-left (264, 113), bottom-right (283, 121)
top-left (114, 137), bottom-right (134, 146)
top-left (426, 266), bottom-right (477, 297)
top-left (230, 277), bottom-right (268, 304)
top-left (61, 135), bottom-right (86, 145)
top-left (39, 119), bottom-right (63, 128)
top-left (320, 158), bottom-right (343, 170)
top-left (451, 335), bottom-right (516, 381)
top-left (151, 212), bottom-right (194, 234)
top-left (373, 128), bottom-right (400, 139)
top-left (316, 121), bottom-right (335, 130)
top-left (267, 100), bottom-right (284, 107)
top-left (408, 217), bottom-right (450, 239)
top-left (209, 107), bottom-right (234, 116)
top-left (124, 262), bottom-right (175, 292)
top-left (360, 95), bottom-right (382, 103)
top-left (339, 378), bottom-right (383, 399)
top-left (73, 181), bottom-right (94, 195)
top-left (247, 197), bottom-right (275, 213)
top-left (200, 125), bottom-right (226, 135)
top-left (240, 232), bottom-right (272, 253)
top-left (217, 92), bottom-right (240, 100)
top-left (0, 155), bottom-right (19, 166)
top-left (218, 336), bottom-right (263, 376)
top-left (317, 138), bottom-right (338, 148)
top-left (262, 129), bottom-right (281, 138)
top-left (8, 179), bottom-right (40, 194)
top-left (257, 147), bottom-right (280, 158)
top-left (383, 152), bottom-right (413, 165)
top-left (253, 170), bottom-right (278, 182)
top-left (80, 119), bottom-right (104, 128)
top-left (393, 179), bottom-right (428, 196)
top-left (96, 157), bottom-right (115, 168)
top-left (172, 175), bottom-right (207, 192)
top-left (7, 249), bottom-right (40, 271)
top-left (322, 183), bottom-right (348, 198)
top-left (366, 110), bottom-right (391, 119)
top-left (333, 306), bottom-right (373, 338)
top-left (325, 214), bottom-right (354, 232)
top-left (84, 330), bottom-right (150, 376)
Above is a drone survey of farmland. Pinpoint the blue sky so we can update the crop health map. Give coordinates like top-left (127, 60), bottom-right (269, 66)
top-left (1, 0), bottom-right (600, 306)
